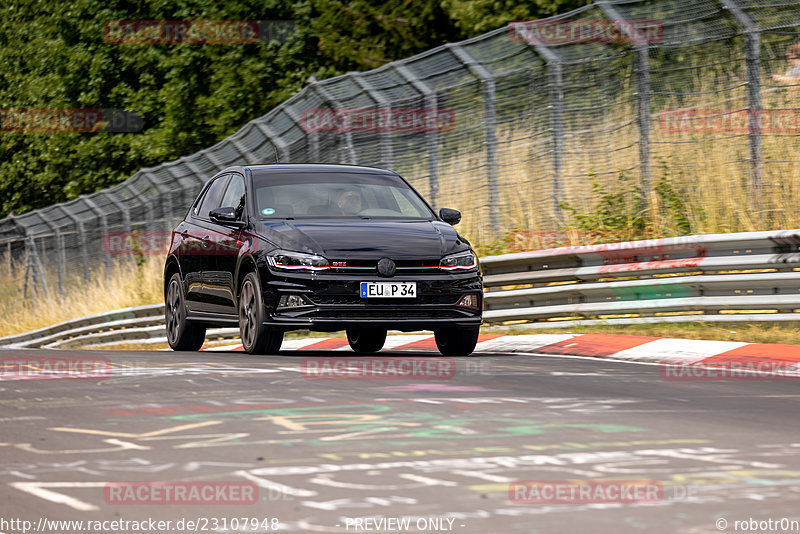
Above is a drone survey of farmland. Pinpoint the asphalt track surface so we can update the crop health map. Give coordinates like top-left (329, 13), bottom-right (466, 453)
top-left (1, 346), bottom-right (799, 534)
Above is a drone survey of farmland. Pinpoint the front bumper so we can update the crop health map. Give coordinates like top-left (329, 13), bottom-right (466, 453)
top-left (259, 268), bottom-right (483, 332)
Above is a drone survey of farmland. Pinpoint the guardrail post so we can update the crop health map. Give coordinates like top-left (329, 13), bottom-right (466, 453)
top-left (719, 0), bottom-right (762, 218)
top-left (449, 44), bottom-right (501, 235)
top-left (394, 64), bottom-right (441, 209)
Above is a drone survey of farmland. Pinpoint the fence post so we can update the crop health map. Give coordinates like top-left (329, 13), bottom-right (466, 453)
top-left (282, 103), bottom-right (317, 163)
top-left (394, 64), bottom-right (440, 209)
top-left (529, 44), bottom-right (565, 224)
top-left (40, 218), bottom-right (65, 296)
top-left (57, 206), bottom-right (90, 282)
top-left (23, 234), bottom-right (50, 300)
top-left (310, 82), bottom-right (357, 165)
top-left (82, 196), bottom-right (112, 274)
top-left (597, 3), bottom-right (652, 199)
top-left (635, 47), bottom-right (652, 194)
top-left (126, 181), bottom-right (155, 226)
top-left (352, 73), bottom-right (394, 169)
top-left (255, 122), bottom-right (292, 163)
top-left (449, 44), bottom-right (501, 236)
top-left (719, 0), bottom-right (762, 216)
top-left (230, 131), bottom-right (264, 165)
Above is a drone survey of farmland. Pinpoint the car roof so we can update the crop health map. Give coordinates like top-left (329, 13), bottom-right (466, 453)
top-left (219, 164), bottom-right (398, 177)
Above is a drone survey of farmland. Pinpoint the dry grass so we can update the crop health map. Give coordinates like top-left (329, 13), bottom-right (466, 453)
top-left (0, 256), bottom-right (164, 338)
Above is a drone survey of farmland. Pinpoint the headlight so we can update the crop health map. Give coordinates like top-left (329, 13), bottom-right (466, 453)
top-left (267, 250), bottom-right (330, 271)
top-left (439, 251), bottom-right (478, 271)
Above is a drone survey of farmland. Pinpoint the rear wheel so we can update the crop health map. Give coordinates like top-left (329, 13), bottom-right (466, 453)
top-left (239, 272), bottom-right (283, 354)
top-left (165, 273), bottom-right (206, 351)
top-left (434, 326), bottom-right (480, 356)
top-left (346, 328), bottom-right (387, 353)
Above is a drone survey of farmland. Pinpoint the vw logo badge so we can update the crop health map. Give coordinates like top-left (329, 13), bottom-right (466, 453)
top-left (377, 258), bottom-right (396, 277)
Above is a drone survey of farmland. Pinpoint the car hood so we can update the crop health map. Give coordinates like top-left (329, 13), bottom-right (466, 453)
top-left (255, 219), bottom-right (469, 260)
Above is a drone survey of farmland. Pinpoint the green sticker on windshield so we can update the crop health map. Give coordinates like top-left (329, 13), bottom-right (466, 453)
top-left (262, 208), bottom-right (276, 215)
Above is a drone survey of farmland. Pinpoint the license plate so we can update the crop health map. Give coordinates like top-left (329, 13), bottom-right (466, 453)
top-left (360, 282), bottom-right (416, 298)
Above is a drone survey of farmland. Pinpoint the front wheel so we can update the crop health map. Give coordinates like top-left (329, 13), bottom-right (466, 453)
top-left (346, 328), bottom-right (387, 353)
top-left (239, 272), bottom-right (283, 354)
top-left (434, 326), bottom-right (480, 356)
top-left (165, 273), bottom-right (206, 351)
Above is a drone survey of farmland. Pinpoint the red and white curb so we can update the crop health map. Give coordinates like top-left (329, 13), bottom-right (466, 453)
top-left (201, 333), bottom-right (800, 373)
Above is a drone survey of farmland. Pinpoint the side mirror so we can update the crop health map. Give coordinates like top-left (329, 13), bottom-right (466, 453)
top-left (439, 208), bottom-right (461, 226)
top-left (209, 207), bottom-right (245, 228)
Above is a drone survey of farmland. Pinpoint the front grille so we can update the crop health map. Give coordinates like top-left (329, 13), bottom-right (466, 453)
top-left (307, 309), bottom-right (468, 320)
top-left (328, 258), bottom-right (441, 274)
top-left (307, 294), bottom-right (460, 305)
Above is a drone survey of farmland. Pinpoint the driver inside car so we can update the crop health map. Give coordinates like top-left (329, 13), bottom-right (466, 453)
top-left (336, 188), bottom-right (362, 215)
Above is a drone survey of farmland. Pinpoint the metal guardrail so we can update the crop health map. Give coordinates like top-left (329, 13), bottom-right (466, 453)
top-left (482, 229), bottom-right (800, 327)
top-left (2, 229), bottom-right (800, 348)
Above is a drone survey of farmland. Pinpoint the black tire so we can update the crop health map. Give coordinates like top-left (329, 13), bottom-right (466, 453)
top-left (239, 272), bottom-right (283, 354)
top-left (165, 273), bottom-right (206, 351)
top-left (434, 326), bottom-right (480, 356)
top-left (346, 328), bottom-right (387, 353)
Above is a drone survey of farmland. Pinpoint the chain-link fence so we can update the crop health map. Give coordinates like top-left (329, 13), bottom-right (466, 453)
top-left (2, 0), bottom-right (800, 299)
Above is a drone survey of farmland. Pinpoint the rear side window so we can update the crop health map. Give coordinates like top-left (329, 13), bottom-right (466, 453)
top-left (194, 174), bottom-right (230, 219)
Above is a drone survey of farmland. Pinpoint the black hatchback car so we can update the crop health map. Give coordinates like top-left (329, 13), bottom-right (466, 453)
top-left (163, 164), bottom-right (483, 355)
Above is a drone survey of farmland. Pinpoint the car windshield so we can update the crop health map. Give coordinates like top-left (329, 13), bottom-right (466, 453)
top-left (252, 172), bottom-right (435, 219)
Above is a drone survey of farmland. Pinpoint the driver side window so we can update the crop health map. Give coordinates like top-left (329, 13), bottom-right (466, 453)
top-left (219, 174), bottom-right (246, 220)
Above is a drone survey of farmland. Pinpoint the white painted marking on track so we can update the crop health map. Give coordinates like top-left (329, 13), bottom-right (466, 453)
top-left (382, 335), bottom-right (433, 349)
top-left (9, 482), bottom-right (105, 511)
top-left (281, 338), bottom-right (333, 350)
top-left (611, 338), bottom-right (748, 363)
top-left (450, 469), bottom-right (515, 483)
top-left (398, 473), bottom-right (459, 486)
top-left (202, 344), bottom-right (242, 351)
top-left (475, 334), bottom-right (578, 353)
top-left (235, 470), bottom-right (317, 497)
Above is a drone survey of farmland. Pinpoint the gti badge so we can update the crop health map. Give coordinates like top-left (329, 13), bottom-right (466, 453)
top-left (377, 258), bottom-right (396, 277)
top-left (332, 261), bottom-right (347, 267)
